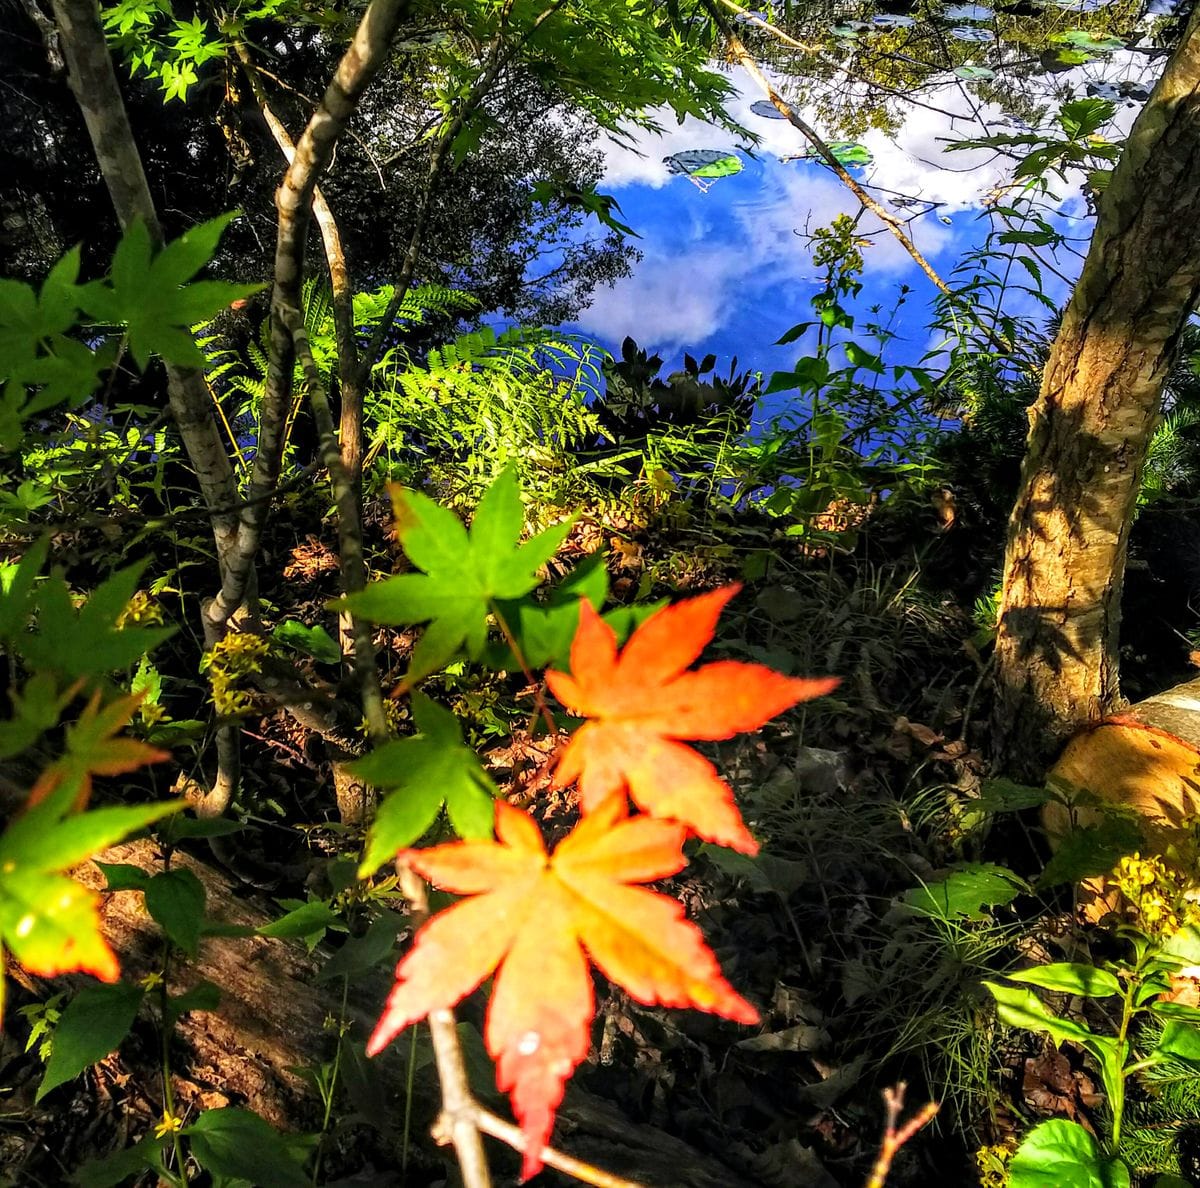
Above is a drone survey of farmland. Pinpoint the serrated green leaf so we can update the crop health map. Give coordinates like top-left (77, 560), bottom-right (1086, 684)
top-left (317, 912), bottom-right (402, 983)
top-left (145, 868), bottom-right (206, 956)
top-left (352, 698), bottom-right (496, 875)
top-left (0, 801), bottom-right (182, 874)
top-left (82, 217), bottom-right (261, 370)
top-left (165, 979), bottom-right (221, 1025)
top-left (184, 1108), bottom-right (309, 1187)
top-left (37, 982), bottom-right (144, 1101)
top-left (1039, 817), bottom-right (1144, 888)
top-left (904, 863), bottom-right (1025, 920)
top-left (339, 469), bottom-right (570, 683)
top-left (72, 1132), bottom-right (162, 1187)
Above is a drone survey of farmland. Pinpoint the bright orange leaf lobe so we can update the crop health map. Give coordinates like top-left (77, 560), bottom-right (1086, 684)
top-left (546, 584), bottom-right (838, 853)
top-left (367, 798), bottom-right (758, 1178)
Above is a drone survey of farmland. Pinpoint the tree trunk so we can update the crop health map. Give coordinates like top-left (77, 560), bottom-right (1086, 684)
top-left (994, 7), bottom-right (1200, 776)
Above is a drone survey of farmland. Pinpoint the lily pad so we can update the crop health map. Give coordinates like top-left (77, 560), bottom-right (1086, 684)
top-left (942, 3), bottom-right (994, 19)
top-left (954, 64), bottom-right (996, 79)
top-left (807, 141), bottom-right (873, 168)
top-left (949, 24), bottom-right (995, 40)
top-left (750, 99), bottom-right (788, 120)
top-left (1049, 28), bottom-right (1125, 52)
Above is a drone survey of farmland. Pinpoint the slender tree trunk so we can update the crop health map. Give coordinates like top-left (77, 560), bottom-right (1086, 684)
top-left (993, 7), bottom-right (1200, 776)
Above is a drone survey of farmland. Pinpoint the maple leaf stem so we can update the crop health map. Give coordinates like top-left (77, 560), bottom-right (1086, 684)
top-left (467, 1105), bottom-right (650, 1188)
top-left (398, 866), bottom-right (493, 1188)
top-left (488, 601), bottom-right (558, 740)
top-left (864, 1082), bottom-right (939, 1188)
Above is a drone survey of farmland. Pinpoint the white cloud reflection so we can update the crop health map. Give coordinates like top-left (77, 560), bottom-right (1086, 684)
top-left (574, 52), bottom-right (1153, 353)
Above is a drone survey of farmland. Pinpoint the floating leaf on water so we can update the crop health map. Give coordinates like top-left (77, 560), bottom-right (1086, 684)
top-left (954, 64), bottom-right (996, 79)
top-left (942, 3), bottom-right (994, 20)
top-left (806, 141), bottom-right (873, 168)
top-left (663, 149), bottom-right (744, 180)
top-left (750, 99), bottom-right (788, 120)
top-left (1085, 81), bottom-right (1120, 101)
top-left (1049, 28), bottom-right (1125, 51)
top-left (872, 12), bottom-right (916, 25)
top-left (949, 23), bottom-right (995, 39)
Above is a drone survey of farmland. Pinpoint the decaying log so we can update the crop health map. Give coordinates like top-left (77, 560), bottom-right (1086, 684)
top-left (55, 841), bottom-right (762, 1186)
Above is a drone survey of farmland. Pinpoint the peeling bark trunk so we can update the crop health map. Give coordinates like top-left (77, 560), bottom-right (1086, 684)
top-left (994, 7), bottom-right (1200, 776)
top-left (50, 0), bottom-right (240, 572)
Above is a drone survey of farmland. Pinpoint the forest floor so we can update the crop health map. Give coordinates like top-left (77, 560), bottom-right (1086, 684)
top-left (0, 487), bottom-right (1095, 1187)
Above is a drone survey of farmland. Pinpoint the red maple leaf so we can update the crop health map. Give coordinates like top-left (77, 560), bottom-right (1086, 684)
top-left (367, 798), bottom-right (758, 1178)
top-left (545, 584), bottom-right (838, 854)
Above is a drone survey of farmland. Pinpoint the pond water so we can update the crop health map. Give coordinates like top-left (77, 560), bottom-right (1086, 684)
top-left (565, 0), bottom-right (1175, 389)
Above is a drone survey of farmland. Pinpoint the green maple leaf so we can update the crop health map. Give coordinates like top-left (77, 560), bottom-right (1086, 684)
top-left (337, 467), bottom-right (571, 684)
top-left (81, 213), bottom-right (262, 369)
top-left (18, 561), bottom-right (174, 679)
top-left (349, 694), bottom-right (496, 875)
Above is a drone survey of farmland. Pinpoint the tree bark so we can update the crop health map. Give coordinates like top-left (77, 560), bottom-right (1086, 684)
top-left (993, 7), bottom-right (1200, 776)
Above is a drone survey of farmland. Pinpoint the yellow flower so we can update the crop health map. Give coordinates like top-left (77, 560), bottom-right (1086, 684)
top-left (139, 971), bottom-right (164, 990)
top-left (154, 1110), bottom-right (184, 1139)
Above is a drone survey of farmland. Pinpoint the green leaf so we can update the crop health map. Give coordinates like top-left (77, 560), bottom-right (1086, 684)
top-left (1059, 97), bottom-right (1117, 139)
top-left (904, 864), bottom-right (1026, 920)
top-left (37, 983), bottom-right (144, 1101)
top-left (72, 1133), bottom-right (162, 1187)
top-left (338, 468), bottom-right (571, 683)
top-left (163, 815), bottom-right (245, 840)
top-left (94, 862), bottom-right (151, 892)
top-left (257, 900), bottom-right (341, 941)
top-left (975, 777), bottom-right (1051, 813)
top-left (1005, 963), bottom-right (1121, 998)
top-left (271, 620), bottom-right (340, 665)
top-left (1154, 1020), bottom-right (1200, 1064)
top-left (165, 979), bottom-right (222, 1025)
top-left (352, 695), bottom-right (496, 875)
top-left (18, 564), bottom-right (174, 679)
top-left (1008, 1119), bottom-right (1109, 1188)
top-left (985, 981), bottom-right (1106, 1060)
top-left (144, 868), bottom-right (206, 957)
top-left (1039, 816), bottom-right (1144, 888)
top-left (184, 1108), bottom-right (309, 1187)
top-left (0, 801), bottom-right (182, 875)
top-left (82, 216), bottom-right (261, 369)
top-left (317, 912), bottom-right (403, 983)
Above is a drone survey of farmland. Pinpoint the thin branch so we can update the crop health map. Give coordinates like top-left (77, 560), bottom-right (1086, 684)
top-left (207, 0), bottom-right (412, 633)
top-left (864, 1083), bottom-right (939, 1188)
top-left (356, 0), bottom-right (568, 383)
top-left (397, 866), bottom-right (493, 1188)
top-left (705, 0), bottom-right (953, 298)
top-left (289, 310), bottom-right (390, 742)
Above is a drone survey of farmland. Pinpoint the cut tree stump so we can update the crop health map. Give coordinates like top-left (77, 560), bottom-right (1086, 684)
top-left (1048, 675), bottom-right (1200, 846)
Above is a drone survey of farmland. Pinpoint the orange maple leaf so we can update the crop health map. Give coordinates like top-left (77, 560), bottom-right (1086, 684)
top-left (367, 798), bottom-right (758, 1178)
top-left (544, 584), bottom-right (838, 855)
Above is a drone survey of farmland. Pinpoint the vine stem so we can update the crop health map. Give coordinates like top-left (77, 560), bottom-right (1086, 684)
top-left (489, 600), bottom-right (559, 740)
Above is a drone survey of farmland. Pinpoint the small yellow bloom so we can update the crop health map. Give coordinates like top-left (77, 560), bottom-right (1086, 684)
top-left (139, 971), bottom-right (164, 991)
top-left (154, 1110), bottom-right (184, 1139)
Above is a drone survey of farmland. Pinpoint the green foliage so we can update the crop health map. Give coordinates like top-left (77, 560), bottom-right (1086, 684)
top-left (37, 982), bottom-right (145, 1102)
top-left (183, 1108), bottom-right (310, 1187)
top-left (336, 466), bottom-right (572, 683)
top-left (350, 693), bottom-right (497, 875)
